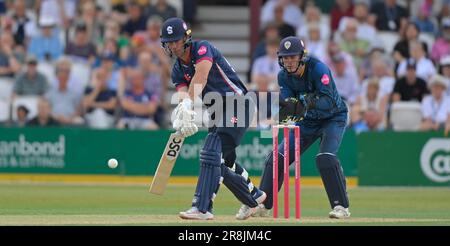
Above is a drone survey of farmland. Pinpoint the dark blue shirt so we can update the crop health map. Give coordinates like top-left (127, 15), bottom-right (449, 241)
top-left (278, 56), bottom-right (347, 121)
top-left (122, 89), bottom-right (157, 119)
top-left (171, 40), bottom-right (248, 97)
top-left (84, 87), bottom-right (117, 115)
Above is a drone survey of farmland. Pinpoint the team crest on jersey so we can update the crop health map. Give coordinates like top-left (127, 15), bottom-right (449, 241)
top-left (321, 74), bottom-right (330, 85)
top-left (198, 46), bottom-right (207, 55)
top-left (284, 41), bottom-right (291, 50)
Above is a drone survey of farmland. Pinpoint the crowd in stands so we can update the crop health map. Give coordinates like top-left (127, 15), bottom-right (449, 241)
top-left (253, 0), bottom-right (450, 134)
top-left (1, 0), bottom-right (449, 134)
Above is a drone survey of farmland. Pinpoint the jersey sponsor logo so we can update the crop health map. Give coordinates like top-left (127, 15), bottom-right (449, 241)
top-left (231, 116), bottom-right (238, 124)
top-left (321, 74), bottom-right (330, 85)
top-left (198, 46), bottom-right (207, 55)
top-left (184, 73), bottom-right (192, 82)
top-left (167, 26), bottom-right (173, 35)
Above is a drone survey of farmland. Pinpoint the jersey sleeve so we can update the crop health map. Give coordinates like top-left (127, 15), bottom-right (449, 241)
top-left (194, 40), bottom-right (214, 64)
top-left (310, 62), bottom-right (336, 111)
top-left (171, 64), bottom-right (189, 91)
top-left (278, 71), bottom-right (295, 101)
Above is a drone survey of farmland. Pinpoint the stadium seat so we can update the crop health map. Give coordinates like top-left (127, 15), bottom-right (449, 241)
top-left (389, 101), bottom-right (422, 131)
top-left (11, 96), bottom-right (40, 121)
top-left (377, 31), bottom-right (400, 54)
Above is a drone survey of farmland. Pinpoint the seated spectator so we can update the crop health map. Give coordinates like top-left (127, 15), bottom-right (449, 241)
top-left (330, 53), bottom-right (360, 104)
top-left (95, 52), bottom-right (121, 91)
top-left (136, 51), bottom-right (164, 100)
top-left (0, 32), bottom-right (23, 78)
top-left (146, 0), bottom-right (177, 21)
top-left (351, 78), bottom-right (388, 132)
top-left (303, 23), bottom-right (327, 61)
top-left (13, 105), bottom-right (29, 127)
top-left (12, 56), bottom-right (49, 97)
top-left (420, 75), bottom-right (450, 131)
top-left (330, 0), bottom-right (354, 32)
top-left (411, 1), bottom-right (437, 34)
top-left (360, 58), bottom-right (396, 98)
top-left (45, 62), bottom-right (83, 126)
top-left (392, 58), bottom-right (429, 102)
top-left (335, 17), bottom-right (370, 67)
top-left (251, 38), bottom-right (280, 92)
top-left (431, 17), bottom-right (450, 64)
top-left (27, 15), bottom-right (62, 62)
top-left (82, 67), bottom-right (117, 129)
top-left (296, 5), bottom-right (330, 41)
top-left (100, 20), bottom-right (130, 52)
top-left (324, 41), bottom-right (358, 78)
top-left (273, 3), bottom-right (296, 38)
top-left (50, 57), bottom-right (86, 96)
top-left (76, 1), bottom-right (103, 44)
top-left (27, 98), bottom-right (59, 127)
top-left (117, 69), bottom-right (159, 130)
top-left (338, 0), bottom-right (378, 46)
top-left (9, 0), bottom-right (33, 47)
top-left (122, 2), bottom-right (148, 37)
top-left (261, 0), bottom-right (303, 30)
top-left (251, 22), bottom-right (280, 63)
top-left (65, 21), bottom-right (97, 64)
top-left (393, 22), bottom-right (429, 66)
top-left (397, 41), bottom-right (436, 81)
top-left (370, 0), bottom-right (408, 32)
top-left (439, 55), bottom-right (450, 96)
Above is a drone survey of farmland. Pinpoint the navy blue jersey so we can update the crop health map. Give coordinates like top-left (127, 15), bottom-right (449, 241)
top-left (278, 56), bottom-right (348, 121)
top-left (171, 40), bottom-right (248, 96)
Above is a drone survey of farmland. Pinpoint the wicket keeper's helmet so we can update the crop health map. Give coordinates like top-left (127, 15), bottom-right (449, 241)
top-left (160, 17), bottom-right (192, 56)
top-left (277, 36), bottom-right (308, 74)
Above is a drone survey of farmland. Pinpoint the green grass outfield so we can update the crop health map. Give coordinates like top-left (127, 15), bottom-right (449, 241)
top-left (0, 182), bottom-right (449, 226)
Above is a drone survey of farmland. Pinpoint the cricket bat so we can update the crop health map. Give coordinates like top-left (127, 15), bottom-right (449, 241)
top-left (149, 132), bottom-right (185, 195)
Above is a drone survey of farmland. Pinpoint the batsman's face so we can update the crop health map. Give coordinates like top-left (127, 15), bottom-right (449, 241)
top-left (166, 39), bottom-right (185, 57)
top-left (282, 55), bottom-right (301, 73)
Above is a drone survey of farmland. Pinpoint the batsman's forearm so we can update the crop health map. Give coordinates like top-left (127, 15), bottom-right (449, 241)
top-left (188, 77), bottom-right (207, 101)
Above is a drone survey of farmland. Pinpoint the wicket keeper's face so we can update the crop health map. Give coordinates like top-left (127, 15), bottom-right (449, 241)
top-left (166, 38), bottom-right (186, 57)
top-left (282, 55), bottom-right (302, 73)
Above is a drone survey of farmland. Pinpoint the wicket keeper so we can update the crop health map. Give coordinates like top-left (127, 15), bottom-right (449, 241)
top-left (251, 36), bottom-right (351, 219)
top-left (160, 17), bottom-right (266, 220)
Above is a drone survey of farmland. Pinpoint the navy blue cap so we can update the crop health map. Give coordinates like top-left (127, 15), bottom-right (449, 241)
top-left (278, 36), bottom-right (306, 57)
top-left (161, 17), bottom-right (189, 43)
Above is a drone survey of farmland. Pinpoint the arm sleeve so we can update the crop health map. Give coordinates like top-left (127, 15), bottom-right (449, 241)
top-left (309, 62), bottom-right (337, 111)
top-left (194, 41), bottom-right (214, 64)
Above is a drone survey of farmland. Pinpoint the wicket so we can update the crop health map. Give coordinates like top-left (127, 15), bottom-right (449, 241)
top-left (272, 125), bottom-right (301, 219)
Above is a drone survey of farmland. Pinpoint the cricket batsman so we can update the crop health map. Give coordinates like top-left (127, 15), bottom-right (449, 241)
top-left (160, 17), bottom-right (266, 220)
top-left (250, 36), bottom-right (351, 219)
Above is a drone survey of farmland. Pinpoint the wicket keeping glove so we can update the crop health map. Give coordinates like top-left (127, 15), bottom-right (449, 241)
top-left (279, 97), bottom-right (307, 123)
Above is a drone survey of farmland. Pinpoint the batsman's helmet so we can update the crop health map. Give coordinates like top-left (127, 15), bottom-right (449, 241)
top-left (277, 36), bottom-right (308, 74)
top-left (160, 17), bottom-right (192, 56)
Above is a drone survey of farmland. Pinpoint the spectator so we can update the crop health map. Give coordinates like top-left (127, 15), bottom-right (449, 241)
top-left (13, 105), bottom-right (29, 127)
top-left (45, 60), bottom-right (83, 126)
top-left (82, 67), bottom-right (117, 129)
top-left (0, 32), bottom-right (23, 78)
top-left (136, 51), bottom-right (165, 101)
top-left (330, 0), bottom-right (354, 32)
top-left (351, 78), bottom-right (388, 132)
top-left (360, 57), bottom-right (396, 98)
top-left (431, 17), bottom-right (450, 64)
top-left (122, 32), bottom-right (148, 67)
top-left (324, 41), bottom-right (358, 81)
top-left (100, 20), bottom-right (129, 51)
top-left (74, 1), bottom-right (103, 45)
top-left (261, 0), bottom-right (303, 30)
top-left (296, 5), bottom-right (330, 41)
top-left (12, 56), bottom-right (48, 97)
top-left (392, 58), bottom-right (429, 102)
top-left (27, 98), bottom-right (59, 127)
top-left (335, 17), bottom-right (370, 68)
top-left (122, 2), bottom-right (147, 37)
top-left (420, 75), bottom-right (450, 131)
top-left (252, 22), bottom-right (280, 63)
top-left (273, 3), bottom-right (296, 38)
top-left (49, 57), bottom-right (86, 96)
top-left (64, 21), bottom-right (97, 64)
top-left (397, 41), bottom-right (436, 81)
top-left (39, 0), bottom-right (76, 29)
top-left (251, 38), bottom-right (280, 92)
top-left (338, 0), bottom-right (378, 46)
top-left (147, 0), bottom-right (177, 21)
top-left (27, 15), bottom-right (62, 62)
top-left (439, 55), bottom-right (450, 96)
top-left (117, 69), bottom-right (159, 130)
top-left (9, 0), bottom-right (33, 46)
top-left (331, 53), bottom-right (360, 104)
top-left (303, 23), bottom-right (327, 61)
top-left (393, 22), bottom-right (429, 66)
top-left (370, 0), bottom-right (408, 32)
top-left (411, 0), bottom-right (437, 34)
top-left (96, 52), bottom-right (121, 91)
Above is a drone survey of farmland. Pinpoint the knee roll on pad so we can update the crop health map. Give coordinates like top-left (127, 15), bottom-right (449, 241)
top-left (195, 133), bottom-right (223, 212)
top-left (316, 153), bottom-right (349, 208)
